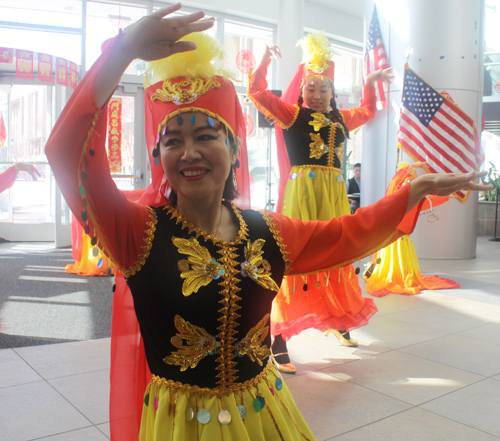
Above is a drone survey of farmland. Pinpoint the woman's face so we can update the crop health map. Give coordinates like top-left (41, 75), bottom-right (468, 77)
top-left (302, 76), bottom-right (334, 112)
top-left (159, 112), bottom-right (235, 203)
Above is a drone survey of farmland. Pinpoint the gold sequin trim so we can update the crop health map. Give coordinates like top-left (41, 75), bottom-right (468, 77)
top-left (164, 315), bottom-right (220, 371)
top-left (121, 207), bottom-right (157, 278)
top-left (150, 363), bottom-right (272, 398)
top-left (163, 203), bottom-right (248, 246)
top-left (172, 236), bottom-right (224, 296)
top-left (246, 77), bottom-right (300, 130)
top-left (151, 78), bottom-right (221, 105)
top-left (234, 314), bottom-right (271, 365)
top-left (326, 121), bottom-right (337, 167)
top-left (258, 210), bottom-right (291, 276)
top-left (309, 112), bottom-right (331, 131)
top-left (241, 240), bottom-right (280, 292)
top-left (309, 132), bottom-right (329, 160)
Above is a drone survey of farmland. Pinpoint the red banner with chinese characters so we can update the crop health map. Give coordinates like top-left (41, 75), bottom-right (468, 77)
top-left (56, 57), bottom-right (68, 85)
top-left (38, 53), bottom-right (53, 82)
top-left (108, 98), bottom-right (122, 173)
top-left (0, 47), bottom-right (13, 64)
top-left (16, 50), bottom-right (33, 79)
top-left (69, 62), bottom-right (78, 88)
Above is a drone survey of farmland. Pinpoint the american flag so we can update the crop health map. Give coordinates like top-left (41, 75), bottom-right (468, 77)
top-left (398, 65), bottom-right (482, 201)
top-left (364, 5), bottom-right (388, 110)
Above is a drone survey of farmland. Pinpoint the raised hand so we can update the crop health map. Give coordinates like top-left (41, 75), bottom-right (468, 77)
top-left (15, 163), bottom-right (41, 181)
top-left (366, 67), bottom-right (394, 85)
top-left (119, 4), bottom-right (215, 63)
top-left (261, 44), bottom-right (281, 64)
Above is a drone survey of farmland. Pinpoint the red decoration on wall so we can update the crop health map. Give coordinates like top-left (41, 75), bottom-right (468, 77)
top-left (236, 49), bottom-right (256, 74)
top-left (56, 58), bottom-right (68, 85)
top-left (0, 113), bottom-right (6, 148)
top-left (108, 98), bottom-right (122, 173)
top-left (16, 50), bottom-right (33, 79)
top-left (243, 113), bottom-right (254, 136)
top-left (494, 82), bottom-right (500, 94)
top-left (38, 53), bottom-right (53, 83)
top-left (69, 62), bottom-right (78, 88)
top-left (0, 47), bottom-right (13, 64)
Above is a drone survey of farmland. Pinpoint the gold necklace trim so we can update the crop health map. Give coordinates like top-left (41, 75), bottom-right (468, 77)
top-left (121, 206), bottom-right (157, 278)
top-left (258, 209), bottom-right (291, 276)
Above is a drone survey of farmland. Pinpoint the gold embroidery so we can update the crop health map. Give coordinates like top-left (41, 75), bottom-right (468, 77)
top-left (309, 132), bottom-right (329, 160)
top-left (122, 207), bottom-right (157, 278)
top-left (309, 112), bottom-right (331, 131)
top-left (258, 210), bottom-right (291, 276)
top-left (151, 78), bottom-right (221, 105)
top-left (172, 236), bottom-right (224, 296)
top-left (327, 122), bottom-right (338, 167)
top-left (164, 315), bottom-right (221, 371)
top-left (150, 362), bottom-right (272, 398)
top-left (241, 240), bottom-right (279, 292)
top-left (235, 314), bottom-right (271, 365)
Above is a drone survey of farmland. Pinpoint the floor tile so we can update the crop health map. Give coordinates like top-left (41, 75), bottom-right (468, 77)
top-left (420, 378), bottom-right (500, 437)
top-left (349, 314), bottom-right (448, 349)
top-left (401, 333), bottom-right (500, 377)
top-left (0, 348), bottom-right (42, 388)
top-left (96, 422), bottom-right (110, 439)
top-left (0, 381), bottom-right (90, 441)
top-left (285, 370), bottom-right (411, 440)
top-left (456, 322), bottom-right (500, 346)
top-left (323, 350), bottom-right (484, 405)
top-left (49, 369), bottom-right (110, 425)
top-left (33, 426), bottom-right (108, 440)
top-left (329, 407), bottom-right (500, 441)
top-left (15, 338), bottom-right (110, 380)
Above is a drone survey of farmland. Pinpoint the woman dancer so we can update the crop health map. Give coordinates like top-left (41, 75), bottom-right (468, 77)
top-left (45, 6), bottom-right (488, 440)
top-left (364, 162), bottom-right (460, 296)
top-left (248, 34), bottom-right (393, 372)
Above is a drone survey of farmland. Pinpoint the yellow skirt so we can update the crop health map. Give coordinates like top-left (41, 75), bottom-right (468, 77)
top-left (271, 165), bottom-right (377, 339)
top-left (139, 363), bottom-right (316, 441)
top-left (365, 235), bottom-right (459, 296)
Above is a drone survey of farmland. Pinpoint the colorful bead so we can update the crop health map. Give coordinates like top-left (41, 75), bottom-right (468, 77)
top-left (144, 393), bottom-right (150, 406)
top-left (156, 133), bottom-right (160, 144)
top-left (235, 159), bottom-right (240, 168)
top-left (208, 116), bottom-right (215, 127)
top-left (190, 114), bottom-right (196, 124)
top-left (152, 148), bottom-right (159, 158)
top-left (154, 397), bottom-right (159, 411)
top-left (84, 225), bottom-right (90, 235)
top-left (92, 247), bottom-right (99, 257)
top-left (177, 114), bottom-right (184, 126)
top-left (91, 236), bottom-right (97, 246)
top-left (309, 172), bottom-right (315, 178)
top-left (355, 267), bottom-right (360, 275)
top-left (81, 211), bottom-right (87, 221)
top-left (292, 173), bottom-right (297, 179)
top-left (253, 396), bottom-right (265, 412)
top-left (186, 407), bottom-right (194, 421)
top-left (269, 387), bottom-right (274, 396)
top-left (81, 171), bottom-right (88, 181)
top-left (233, 144), bottom-right (238, 154)
top-left (79, 185), bottom-right (85, 195)
top-left (337, 176), bottom-right (343, 182)
top-left (298, 172), bottom-right (303, 178)
top-left (218, 409), bottom-right (231, 424)
top-left (89, 148), bottom-right (95, 156)
top-left (197, 409), bottom-right (211, 424)
top-left (97, 258), bottom-right (103, 268)
top-left (237, 404), bottom-right (247, 419)
top-left (154, 158), bottom-right (159, 166)
top-left (303, 283), bottom-right (308, 291)
top-left (226, 138), bottom-right (230, 147)
top-left (276, 377), bottom-right (283, 391)
top-left (105, 267), bottom-right (112, 276)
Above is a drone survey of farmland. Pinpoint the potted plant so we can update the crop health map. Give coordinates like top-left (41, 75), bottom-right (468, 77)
top-left (482, 162), bottom-right (500, 241)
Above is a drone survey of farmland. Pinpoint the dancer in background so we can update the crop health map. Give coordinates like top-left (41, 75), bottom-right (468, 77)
top-left (248, 33), bottom-right (393, 373)
top-left (364, 162), bottom-right (460, 296)
top-left (0, 162), bottom-right (40, 193)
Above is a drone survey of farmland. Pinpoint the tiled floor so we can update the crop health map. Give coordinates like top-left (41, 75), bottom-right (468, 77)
top-left (1, 237), bottom-right (500, 440)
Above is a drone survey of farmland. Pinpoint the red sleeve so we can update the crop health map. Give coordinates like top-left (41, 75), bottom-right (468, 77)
top-left (45, 36), bottom-right (153, 274)
top-left (340, 83), bottom-right (377, 131)
top-left (0, 166), bottom-right (16, 193)
top-left (263, 184), bottom-right (423, 276)
top-left (247, 59), bottom-right (300, 129)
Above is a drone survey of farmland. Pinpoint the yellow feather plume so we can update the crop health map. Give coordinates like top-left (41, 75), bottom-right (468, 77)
top-left (144, 32), bottom-right (234, 86)
top-left (297, 32), bottom-right (334, 71)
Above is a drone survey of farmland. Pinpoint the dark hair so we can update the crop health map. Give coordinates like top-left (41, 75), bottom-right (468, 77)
top-left (354, 163), bottom-right (361, 168)
top-left (166, 123), bottom-right (239, 205)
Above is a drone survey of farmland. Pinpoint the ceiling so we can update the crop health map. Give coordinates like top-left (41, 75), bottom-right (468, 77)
top-left (306, 0), bottom-right (365, 18)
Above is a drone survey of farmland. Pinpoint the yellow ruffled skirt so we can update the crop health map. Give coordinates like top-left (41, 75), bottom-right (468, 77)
top-left (364, 235), bottom-right (459, 296)
top-left (271, 165), bottom-right (377, 339)
top-left (139, 363), bottom-right (316, 441)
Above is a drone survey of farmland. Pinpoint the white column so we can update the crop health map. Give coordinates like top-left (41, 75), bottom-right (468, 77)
top-left (362, 0), bottom-right (485, 259)
top-left (277, 0), bottom-right (304, 90)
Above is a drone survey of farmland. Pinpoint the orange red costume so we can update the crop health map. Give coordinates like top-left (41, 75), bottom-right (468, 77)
top-left (0, 166), bottom-right (16, 194)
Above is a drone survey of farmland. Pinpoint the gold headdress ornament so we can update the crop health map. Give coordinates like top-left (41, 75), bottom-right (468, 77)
top-left (297, 32), bottom-right (334, 75)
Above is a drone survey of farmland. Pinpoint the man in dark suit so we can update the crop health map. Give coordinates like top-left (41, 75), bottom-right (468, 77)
top-left (347, 163), bottom-right (361, 213)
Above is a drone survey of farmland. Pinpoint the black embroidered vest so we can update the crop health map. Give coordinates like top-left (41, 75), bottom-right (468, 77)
top-left (125, 202), bottom-right (286, 390)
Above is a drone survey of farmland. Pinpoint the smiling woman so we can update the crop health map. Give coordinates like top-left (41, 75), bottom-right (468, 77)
top-left (44, 4), bottom-right (490, 441)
